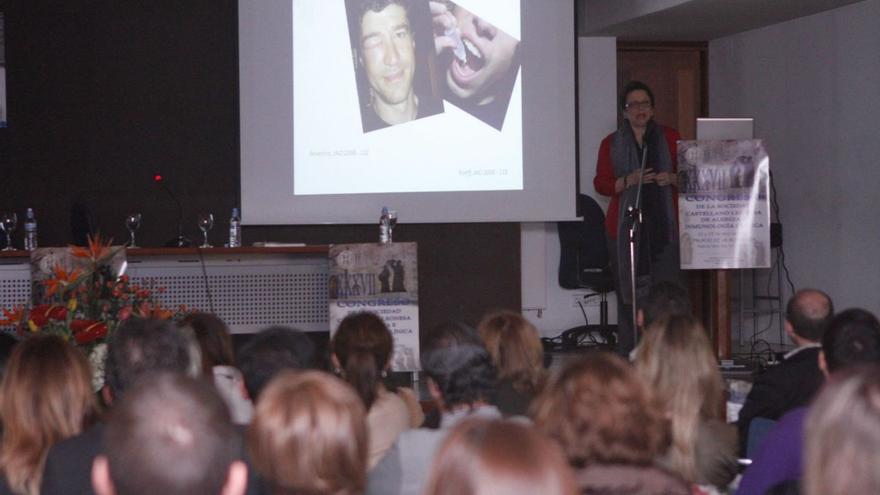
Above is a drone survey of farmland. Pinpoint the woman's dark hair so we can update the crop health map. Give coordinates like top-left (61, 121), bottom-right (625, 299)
top-left (620, 80), bottom-right (655, 110)
top-left (421, 322), bottom-right (497, 408)
top-left (331, 312), bottom-right (394, 410)
top-left (180, 312), bottom-right (235, 375)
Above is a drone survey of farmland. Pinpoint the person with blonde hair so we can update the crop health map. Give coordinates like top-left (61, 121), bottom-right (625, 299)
top-left (0, 335), bottom-right (97, 495)
top-left (331, 312), bottom-right (422, 469)
top-left (532, 352), bottom-right (689, 495)
top-left (477, 310), bottom-right (546, 416)
top-left (248, 370), bottom-right (368, 495)
top-left (634, 314), bottom-right (737, 490)
top-left (423, 417), bottom-right (577, 495)
top-left (804, 366), bottom-right (880, 495)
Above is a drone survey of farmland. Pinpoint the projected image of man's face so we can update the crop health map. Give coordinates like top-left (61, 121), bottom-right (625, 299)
top-left (359, 4), bottom-right (416, 111)
top-left (446, 5), bottom-right (519, 105)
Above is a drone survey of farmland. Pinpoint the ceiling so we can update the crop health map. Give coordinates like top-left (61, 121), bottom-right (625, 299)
top-left (579, 0), bottom-right (866, 41)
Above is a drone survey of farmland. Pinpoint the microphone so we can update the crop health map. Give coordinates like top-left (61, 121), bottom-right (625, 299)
top-left (153, 173), bottom-right (192, 247)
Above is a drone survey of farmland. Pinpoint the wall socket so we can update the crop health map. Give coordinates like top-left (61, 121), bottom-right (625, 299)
top-left (571, 293), bottom-right (601, 309)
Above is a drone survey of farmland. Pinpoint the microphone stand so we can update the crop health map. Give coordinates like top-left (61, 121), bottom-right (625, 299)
top-left (156, 178), bottom-right (192, 248)
top-left (625, 143), bottom-right (649, 345)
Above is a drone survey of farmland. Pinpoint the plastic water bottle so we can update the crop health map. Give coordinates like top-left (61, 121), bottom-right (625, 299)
top-left (24, 208), bottom-right (38, 251)
top-left (228, 208), bottom-right (241, 247)
top-left (379, 207), bottom-right (390, 244)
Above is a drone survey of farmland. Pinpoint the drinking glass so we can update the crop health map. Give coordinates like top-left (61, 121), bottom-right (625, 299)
top-left (197, 213), bottom-right (214, 248)
top-left (387, 210), bottom-right (398, 242)
top-left (125, 213), bottom-right (142, 248)
top-left (1, 213), bottom-right (18, 251)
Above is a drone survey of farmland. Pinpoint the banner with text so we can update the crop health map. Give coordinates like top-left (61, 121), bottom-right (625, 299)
top-left (328, 242), bottom-right (419, 371)
top-left (678, 140), bottom-right (770, 270)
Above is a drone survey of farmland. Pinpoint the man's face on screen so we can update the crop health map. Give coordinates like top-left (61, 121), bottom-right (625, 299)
top-left (359, 4), bottom-right (416, 109)
top-left (446, 5), bottom-right (519, 105)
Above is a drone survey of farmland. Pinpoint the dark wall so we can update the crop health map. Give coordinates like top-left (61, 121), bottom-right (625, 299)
top-left (0, 0), bottom-right (520, 329)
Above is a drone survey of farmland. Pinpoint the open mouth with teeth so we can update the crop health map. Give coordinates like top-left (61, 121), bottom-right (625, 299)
top-left (451, 37), bottom-right (486, 84)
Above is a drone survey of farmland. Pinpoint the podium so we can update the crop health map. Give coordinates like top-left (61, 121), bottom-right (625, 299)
top-left (0, 246), bottom-right (330, 334)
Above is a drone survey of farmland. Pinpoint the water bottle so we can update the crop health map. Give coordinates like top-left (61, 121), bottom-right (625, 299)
top-left (228, 208), bottom-right (241, 247)
top-left (24, 208), bottom-right (38, 251)
top-left (379, 207), bottom-right (390, 244)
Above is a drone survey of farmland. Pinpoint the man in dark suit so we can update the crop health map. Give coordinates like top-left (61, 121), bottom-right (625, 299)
top-left (41, 318), bottom-right (192, 495)
top-left (736, 288), bottom-right (833, 455)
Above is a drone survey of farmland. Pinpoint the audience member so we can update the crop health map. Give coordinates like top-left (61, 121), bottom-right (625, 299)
top-left (236, 326), bottom-right (316, 401)
top-left (423, 417), bottom-right (577, 495)
top-left (804, 366), bottom-right (880, 495)
top-left (181, 312), bottom-right (254, 424)
top-left (41, 317), bottom-right (193, 495)
top-left (0, 332), bottom-right (17, 376)
top-left (532, 352), bottom-right (690, 495)
top-left (476, 310), bottom-right (546, 417)
top-left (736, 289), bottom-right (832, 455)
top-left (630, 281), bottom-right (692, 360)
top-left (737, 308), bottom-right (880, 495)
top-left (367, 322), bottom-right (498, 495)
top-left (91, 372), bottom-right (247, 495)
top-left (634, 314), bottom-right (738, 490)
top-left (331, 312), bottom-right (423, 469)
top-left (0, 335), bottom-right (96, 495)
top-left (248, 370), bottom-right (367, 495)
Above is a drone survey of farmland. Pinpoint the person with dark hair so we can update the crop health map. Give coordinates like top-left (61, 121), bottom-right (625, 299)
top-left (367, 322), bottom-right (499, 495)
top-left (532, 352), bottom-right (690, 495)
top-left (737, 308), bottom-right (880, 495)
top-left (736, 289), bottom-right (832, 455)
top-left (42, 318), bottom-right (194, 495)
top-left (0, 336), bottom-right (96, 495)
top-left (0, 332), bottom-right (17, 377)
top-left (346, 0), bottom-right (442, 132)
top-left (637, 280), bottom-right (692, 329)
top-left (423, 418), bottom-right (577, 495)
top-left (331, 312), bottom-right (423, 469)
top-left (248, 370), bottom-right (368, 495)
top-left (593, 80), bottom-right (683, 356)
top-left (91, 372), bottom-right (247, 495)
top-left (236, 325), bottom-right (316, 401)
top-left (180, 312), bottom-right (253, 424)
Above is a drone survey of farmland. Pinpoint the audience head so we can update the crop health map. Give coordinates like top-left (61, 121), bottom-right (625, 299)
top-left (92, 372), bottom-right (246, 495)
top-left (248, 370), bottom-right (367, 495)
top-left (237, 326), bottom-right (316, 401)
top-left (423, 418), bottom-right (577, 495)
top-left (476, 310), bottom-right (546, 396)
top-left (637, 281), bottom-right (692, 329)
top-left (820, 308), bottom-right (880, 375)
top-left (180, 312), bottom-right (235, 375)
top-left (331, 311), bottom-right (393, 410)
top-left (805, 366), bottom-right (880, 495)
top-left (104, 317), bottom-right (193, 400)
top-left (532, 352), bottom-right (669, 468)
top-left (785, 288), bottom-right (833, 343)
top-left (420, 322), bottom-right (497, 410)
top-left (634, 314), bottom-right (722, 482)
top-left (0, 332), bottom-right (18, 376)
top-left (0, 335), bottom-right (96, 494)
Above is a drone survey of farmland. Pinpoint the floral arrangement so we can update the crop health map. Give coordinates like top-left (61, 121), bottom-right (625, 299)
top-left (0, 235), bottom-right (181, 349)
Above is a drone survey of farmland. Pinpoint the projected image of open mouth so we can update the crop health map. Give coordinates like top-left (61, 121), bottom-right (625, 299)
top-left (450, 37), bottom-right (486, 86)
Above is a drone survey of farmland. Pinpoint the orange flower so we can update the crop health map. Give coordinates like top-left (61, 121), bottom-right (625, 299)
top-left (70, 234), bottom-right (113, 261)
top-left (42, 264), bottom-right (83, 298)
top-left (0, 306), bottom-right (25, 327)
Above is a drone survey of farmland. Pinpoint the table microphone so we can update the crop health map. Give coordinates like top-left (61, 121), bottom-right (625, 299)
top-left (153, 173), bottom-right (193, 247)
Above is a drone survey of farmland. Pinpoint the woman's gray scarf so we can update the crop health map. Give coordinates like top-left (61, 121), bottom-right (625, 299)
top-left (610, 119), bottom-right (676, 304)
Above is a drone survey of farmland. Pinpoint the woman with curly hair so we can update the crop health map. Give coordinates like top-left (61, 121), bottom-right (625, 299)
top-left (477, 310), bottom-right (546, 416)
top-left (634, 314), bottom-right (738, 490)
top-left (0, 335), bottom-right (97, 495)
top-left (532, 352), bottom-right (689, 495)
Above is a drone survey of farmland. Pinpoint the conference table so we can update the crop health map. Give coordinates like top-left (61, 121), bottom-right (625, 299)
top-left (0, 246), bottom-right (331, 333)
